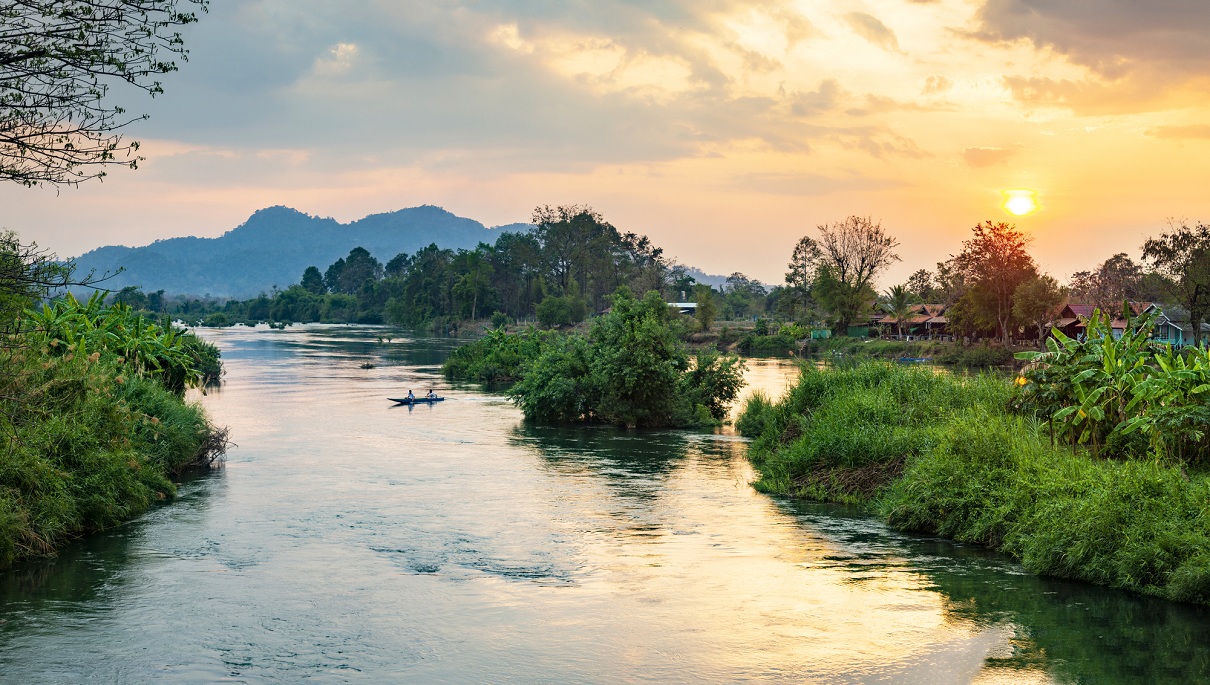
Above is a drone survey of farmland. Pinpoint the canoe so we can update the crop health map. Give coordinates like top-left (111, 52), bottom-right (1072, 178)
top-left (389, 396), bottom-right (445, 405)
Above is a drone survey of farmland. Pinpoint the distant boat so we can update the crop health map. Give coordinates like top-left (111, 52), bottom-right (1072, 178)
top-left (389, 396), bottom-right (445, 405)
top-left (896, 357), bottom-right (934, 364)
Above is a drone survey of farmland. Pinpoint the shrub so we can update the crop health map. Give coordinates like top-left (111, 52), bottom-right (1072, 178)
top-left (504, 288), bottom-right (746, 428)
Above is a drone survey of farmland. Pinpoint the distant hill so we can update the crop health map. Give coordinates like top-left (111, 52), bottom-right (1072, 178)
top-left (70, 205), bottom-right (529, 299)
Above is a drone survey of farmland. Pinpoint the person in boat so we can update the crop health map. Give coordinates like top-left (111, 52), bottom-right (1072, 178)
top-left (427, 388), bottom-right (437, 399)
top-left (407, 389), bottom-right (415, 401)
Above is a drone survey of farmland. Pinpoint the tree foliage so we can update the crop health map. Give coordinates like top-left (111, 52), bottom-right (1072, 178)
top-left (173, 206), bottom-right (686, 330)
top-left (804, 216), bottom-right (900, 332)
top-left (885, 284), bottom-right (914, 337)
top-left (1142, 221), bottom-right (1210, 343)
top-left (1069, 253), bottom-right (1143, 314)
top-left (500, 289), bottom-right (746, 428)
top-left (951, 221), bottom-right (1037, 345)
top-left (1012, 274), bottom-right (1065, 345)
top-left (1, 0), bottom-right (207, 186)
top-left (784, 235), bottom-right (822, 320)
top-left (0, 230), bottom-right (75, 328)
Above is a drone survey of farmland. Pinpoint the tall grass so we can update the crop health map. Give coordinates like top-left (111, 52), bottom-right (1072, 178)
top-left (739, 361), bottom-right (1210, 604)
top-left (0, 298), bottom-right (225, 568)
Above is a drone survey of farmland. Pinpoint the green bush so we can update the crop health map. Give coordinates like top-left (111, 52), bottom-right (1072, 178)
top-left (459, 288), bottom-right (746, 428)
top-left (442, 327), bottom-right (550, 383)
top-left (0, 348), bottom-right (221, 568)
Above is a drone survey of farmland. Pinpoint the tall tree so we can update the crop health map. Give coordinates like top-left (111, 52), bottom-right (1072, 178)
top-left (300, 266), bottom-right (325, 295)
top-left (784, 235), bottom-right (822, 320)
top-left (1, 0), bottom-right (207, 186)
top-left (451, 248), bottom-right (493, 320)
top-left (952, 221), bottom-right (1037, 345)
top-left (336, 247), bottom-right (382, 294)
top-left (809, 216), bottom-right (900, 333)
top-left (1142, 222), bottom-right (1210, 344)
top-left (323, 258), bottom-right (345, 294)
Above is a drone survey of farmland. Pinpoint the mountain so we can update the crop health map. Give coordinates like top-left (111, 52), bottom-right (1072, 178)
top-left (70, 205), bottom-right (528, 299)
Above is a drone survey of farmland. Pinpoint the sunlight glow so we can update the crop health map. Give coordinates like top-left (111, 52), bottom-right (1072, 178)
top-left (1002, 189), bottom-right (1039, 216)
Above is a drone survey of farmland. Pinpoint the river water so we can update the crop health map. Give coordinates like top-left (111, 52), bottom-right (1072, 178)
top-left (1, 325), bottom-right (1207, 684)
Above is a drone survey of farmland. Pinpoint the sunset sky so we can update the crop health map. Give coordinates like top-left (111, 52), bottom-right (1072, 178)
top-left (6, 0), bottom-right (1210, 287)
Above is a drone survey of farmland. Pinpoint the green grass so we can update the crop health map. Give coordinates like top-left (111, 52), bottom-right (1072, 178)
top-left (0, 348), bottom-right (222, 568)
top-left (802, 337), bottom-right (1015, 368)
top-left (739, 361), bottom-right (1210, 605)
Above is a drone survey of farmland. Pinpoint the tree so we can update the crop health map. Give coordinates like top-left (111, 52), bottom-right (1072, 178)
top-left (1013, 274), bottom-right (1065, 346)
top-left (323, 257), bottom-right (345, 294)
top-left (1, 0), bottom-right (207, 186)
top-left (951, 221), bottom-right (1038, 345)
top-left (722, 272), bottom-right (766, 319)
top-left (336, 247), bottom-right (382, 294)
top-left (906, 269), bottom-right (935, 302)
top-left (1069, 253), bottom-right (1143, 313)
top-left (384, 253), bottom-right (412, 278)
top-left (886, 284), bottom-right (914, 338)
top-left (694, 283), bottom-right (717, 332)
top-left (300, 266), bottom-right (325, 295)
top-left (110, 284), bottom-right (147, 309)
top-left (808, 216), bottom-right (900, 333)
top-left (784, 235), bottom-right (821, 320)
top-left (1142, 221), bottom-right (1210, 344)
top-left (667, 263), bottom-right (696, 302)
top-left (451, 248), bottom-right (493, 320)
top-left (0, 230), bottom-right (76, 329)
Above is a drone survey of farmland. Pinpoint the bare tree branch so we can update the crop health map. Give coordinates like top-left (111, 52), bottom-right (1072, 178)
top-left (0, 0), bottom-right (207, 186)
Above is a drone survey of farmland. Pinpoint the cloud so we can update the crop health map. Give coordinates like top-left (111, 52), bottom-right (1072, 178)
top-left (972, 0), bottom-right (1210, 112)
top-left (844, 12), bottom-right (901, 52)
top-left (921, 75), bottom-right (952, 95)
top-left (789, 80), bottom-right (844, 117)
top-left (974, 0), bottom-right (1210, 77)
top-left (126, 0), bottom-right (932, 175)
top-left (962, 146), bottom-right (1018, 167)
top-left (1146, 125), bottom-right (1210, 141)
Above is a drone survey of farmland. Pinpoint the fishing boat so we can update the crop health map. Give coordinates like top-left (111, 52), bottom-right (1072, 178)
top-left (388, 396), bottom-right (446, 405)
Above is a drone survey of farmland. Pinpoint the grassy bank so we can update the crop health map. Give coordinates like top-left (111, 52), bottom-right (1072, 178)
top-left (738, 362), bottom-right (1210, 605)
top-left (0, 297), bottom-right (226, 569)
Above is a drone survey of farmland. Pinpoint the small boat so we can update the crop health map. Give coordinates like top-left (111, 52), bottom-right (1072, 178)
top-left (896, 356), bottom-right (934, 364)
top-left (388, 396), bottom-right (445, 405)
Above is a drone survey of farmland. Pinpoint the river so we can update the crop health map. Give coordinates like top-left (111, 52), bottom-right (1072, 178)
top-left (1, 325), bottom-right (1207, 683)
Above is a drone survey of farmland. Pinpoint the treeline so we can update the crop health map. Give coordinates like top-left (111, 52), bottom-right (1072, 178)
top-left (782, 216), bottom-right (1207, 345)
top-left (157, 205), bottom-right (698, 330)
top-left (0, 232), bottom-right (225, 568)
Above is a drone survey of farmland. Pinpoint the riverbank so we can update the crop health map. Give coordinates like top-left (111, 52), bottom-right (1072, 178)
top-left (737, 362), bottom-right (1210, 605)
top-left (0, 300), bottom-right (227, 569)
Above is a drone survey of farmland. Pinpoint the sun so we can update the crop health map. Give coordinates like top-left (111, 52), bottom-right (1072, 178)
top-left (1002, 189), bottom-right (1039, 216)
